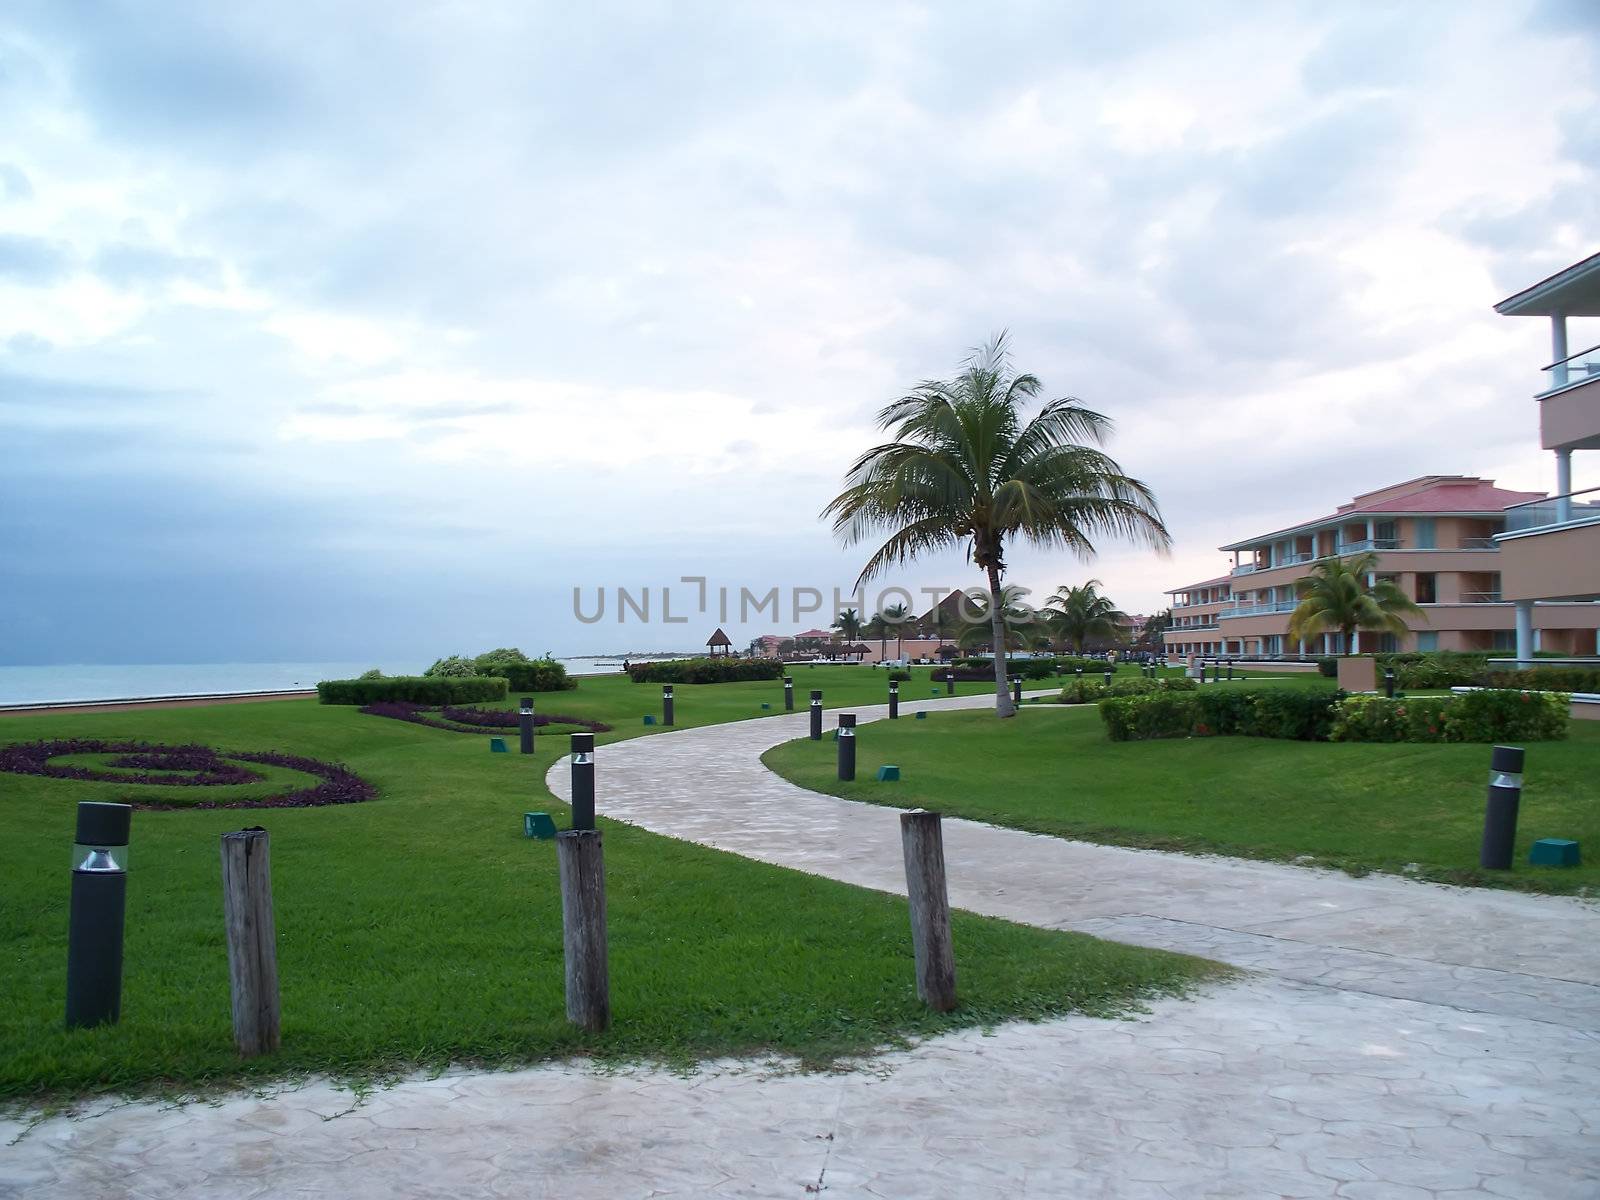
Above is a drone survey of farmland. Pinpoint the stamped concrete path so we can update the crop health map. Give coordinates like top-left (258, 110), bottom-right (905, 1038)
top-left (6, 694), bottom-right (1597, 1199)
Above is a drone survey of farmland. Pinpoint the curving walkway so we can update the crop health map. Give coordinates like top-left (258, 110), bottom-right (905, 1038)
top-left (547, 694), bottom-right (1600, 1028)
top-left (8, 694), bottom-right (1598, 1199)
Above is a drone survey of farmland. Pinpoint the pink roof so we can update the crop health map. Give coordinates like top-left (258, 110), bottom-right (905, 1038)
top-left (1352, 482), bottom-right (1543, 513)
top-left (794, 628), bottom-right (832, 639)
top-left (1164, 574), bottom-right (1232, 593)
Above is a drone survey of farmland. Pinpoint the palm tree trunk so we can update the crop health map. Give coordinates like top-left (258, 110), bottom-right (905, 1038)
top-left (985, 563), bottom-right (1016, 717)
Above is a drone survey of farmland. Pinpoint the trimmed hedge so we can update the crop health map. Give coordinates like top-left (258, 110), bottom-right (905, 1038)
top-left (953, 657), bottom-right (1060, 680)
top-left (498, 659), bottom-right (576, 692)
top-left (1483, 665), bottom-right (1600, 693)
top-left (317, 675), bottom-right (509, 705)
top-left (1101, 687), bottom-right (1567, 744)
top-left (1059, 676), bottom-right (1196, 705)
top-left (627, 657), bottom-right (785, 684)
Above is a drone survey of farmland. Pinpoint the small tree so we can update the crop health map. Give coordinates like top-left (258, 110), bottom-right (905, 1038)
top-left (1044, 581), bottom-right (1126, 654)
top-left (832, 608), bottom-right (863, 644)
top-left (880, 602), bottom-right (911, 659)
top-left (1286, 552), bottom-right (1423, 654)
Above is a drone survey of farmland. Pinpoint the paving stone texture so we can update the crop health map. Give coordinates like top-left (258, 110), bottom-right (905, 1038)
top-left (5, 693), bottom-right (1597, 1198)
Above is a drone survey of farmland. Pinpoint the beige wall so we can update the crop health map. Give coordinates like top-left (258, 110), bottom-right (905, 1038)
top-left (1539, 375), bottom-right (1600, 450)
top-left (1500, 522), bottom-right (1600, 602)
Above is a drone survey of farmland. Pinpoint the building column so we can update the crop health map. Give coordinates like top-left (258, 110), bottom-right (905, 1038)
top-left (1551, 312), bottom-right (1569, 390)
top-left (1351, 628), bottom-right (1360, 654)
top-left (1365, 518), bottom-right (1374, 549)
top-left (1556, 448), bottom-right (1573, 523)
top-left (1515, 600), bottom-right (1534, 666)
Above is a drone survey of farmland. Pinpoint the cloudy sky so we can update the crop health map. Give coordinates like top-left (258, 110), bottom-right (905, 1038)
top-left (2, 1), bottom-right (1597, 666)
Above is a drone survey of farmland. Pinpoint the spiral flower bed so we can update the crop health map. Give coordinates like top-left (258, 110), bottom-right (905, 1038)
top-left (0, 739), bottom-right (376, 809)
top-left (361, 701), bottom-right (611, 735)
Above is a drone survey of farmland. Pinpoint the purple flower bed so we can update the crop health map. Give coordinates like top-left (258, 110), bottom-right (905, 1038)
top-left (0, 739), bottom-right (376, 809)
top-left (361, 701), bottom-right (611, 735)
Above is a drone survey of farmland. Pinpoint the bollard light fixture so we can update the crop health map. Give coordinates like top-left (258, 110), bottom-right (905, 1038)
top-left (66, 801), bottom-right (132, 1029)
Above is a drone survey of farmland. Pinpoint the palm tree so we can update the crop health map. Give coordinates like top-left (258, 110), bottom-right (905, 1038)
top-left (881, 602), bottom-right (910, 659)
top-left (955, 586), bottom-right (1039, 652)
top-left (822, 333), bottom-right (1169, 716)
top-left (864, 612), bottom-right (891, 660)
top-left (1286, 552), bottom-right (1423, 654)
top-left (832, 608), bottom-right (863, 646)
top-left (1044, 580), bottom-right (1126, 654)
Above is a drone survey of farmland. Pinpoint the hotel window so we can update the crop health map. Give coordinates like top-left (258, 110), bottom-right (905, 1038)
top-left (1412, 518), bottom-right (1436, 549)
top-left (1415, 573), bottom-right (1437, 603)
top-left (1417, 632), bottom-right (1438, 651)
top-left (1375, 520), bottom-right (1397, 545)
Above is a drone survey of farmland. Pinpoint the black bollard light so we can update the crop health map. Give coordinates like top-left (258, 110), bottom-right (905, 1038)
top-left (1384, 668), bottom-right (1396, 699)
top-left (662, 685), bottom-right (675, 727)
top-left (889, 679), bottom-right (900, 720)
top-left (1479, 745), bottom-right (1524, 870)
top-left (519, 696), bottom-right (535, 754)
top-left (1227, 661), bottom-right (1235, 682)
top-left (784, 676), bottom-right (794, 711)
top-left (1102, 667), bottom-right (1113, 688)
top-left (569, 733), bottom-right (596, 831)
top-left (1011, 675), bottom-right (1022, 705)
top-left (66, 801), bottom-right (131, 1029)
top-left (837, 713), bottom-right (857, 780)
top-left (945, 670), bottom-right (955, 696)
top-left (809, 689), bottom-right (823, 740)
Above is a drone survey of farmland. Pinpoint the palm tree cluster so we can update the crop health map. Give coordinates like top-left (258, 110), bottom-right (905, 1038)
top-left (824, 333), bottom-right (1168, 716)
top-left (1286, 552), bottom-right (1422, 653)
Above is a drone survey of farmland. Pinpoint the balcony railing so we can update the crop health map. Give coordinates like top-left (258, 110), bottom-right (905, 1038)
top-left (1171, 620), bottom-right (1219, 631)
top-left (1230, 562), bottom-right (1258, 575)
top-left (1459, 591), bottom-right (1504, 604)
top-left (1220, 599), bottom-right (1299, 618)
top-left (1458, 537), bottom-right (1500, 550)
top-left (1538, 341), bottom-right (1600, 397)
top-left (1500, 485), bottom-right (1600, 535)
top-left (1335, 538), bottom-right (1399, 554)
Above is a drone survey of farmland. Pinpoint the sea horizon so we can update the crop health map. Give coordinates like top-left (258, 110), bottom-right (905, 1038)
top-left (0, 655), bottom-right (693, 707)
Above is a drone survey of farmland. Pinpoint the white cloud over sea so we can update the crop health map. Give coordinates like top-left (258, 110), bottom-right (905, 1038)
top-left (1, 1), bottom-right (1597, 662)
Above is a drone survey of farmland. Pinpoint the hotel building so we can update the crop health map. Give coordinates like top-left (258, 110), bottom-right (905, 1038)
top-left (1166, 251), bottom-right (1600, 662)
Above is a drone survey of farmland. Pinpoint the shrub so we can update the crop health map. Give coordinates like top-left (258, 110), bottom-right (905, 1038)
top-left (1246, 690), bottom-right (1341, 741)
top-left (498, 657), bottom-right (576, 692)
top-left (317, 675), bottom-right (509, 705)
top-left (1099, 693), bottom-right (1197, 742)
top-left (1443, 689), bottom-right (1569, 742)
top-left (1190, 688), bottom-right (1258, 736)
top-left (1059, 679), bottom-right (1107, 705)
top-left (358, 668), bottom-right (384, 680)
top-left (1316, 657), bottom-right (1338, 677)
top-left (1063, 675), bottom-right (1194, 706)
top-left (1482, 666), bottom-right (1600, 694)
top-left (886, 669), bottom-right (912, 682)
top-left (1330, 696), bottom-right (1456, 743)
top-left (1390, 652), bottom-right (1486, 690)
top-left (471, 647), bottom-right (532, 674)
top-left (424, 655), bottom-right (477, 677)
top-left (1056, 655), bottom-right (1111, 674)
top-left (628, 657), bottom-right (785, 684)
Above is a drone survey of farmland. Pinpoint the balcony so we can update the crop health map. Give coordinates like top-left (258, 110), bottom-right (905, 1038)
top-left (1220, 599), bottom-right (1299, 619)
top-left (1170, 620), bottom-right (1219, 632)
top-left (1459, 591), bottom-right (1504, 604)
top-left (1458, 537), bottom-right (1500, 550)
top-left (1335, 538), bottom-right (1400, 554)
top-left (1502, 485), bottom-right (1600, 534)
top-left (1537, 341), bottom-right (1600, 399)
top-left (1230, 562), bottom-right (1258, 576)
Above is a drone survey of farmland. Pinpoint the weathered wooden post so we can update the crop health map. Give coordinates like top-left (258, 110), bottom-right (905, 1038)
top-left (220, 827), bottom-right (281, 1056)
top-left (556, 829), bottom-right (609, 1032)
top-left (899, 809), bottom-right (957, 1012)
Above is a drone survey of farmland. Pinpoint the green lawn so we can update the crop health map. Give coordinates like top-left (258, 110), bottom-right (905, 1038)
top-left (0, 667), bottom-right (1220, 1105)
top-left (763, 701), bottom-right (1600, 895)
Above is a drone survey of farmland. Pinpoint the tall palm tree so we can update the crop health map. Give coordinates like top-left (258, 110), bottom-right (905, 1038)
top-left (1044, 580), bottom-right (1126, 654)
top-left (832, 607), bottom-right (863, 645)
top-left (822, 333), bottom-right (1169, 716)
top-left (864, 612), bottom-right (890, 660)
top-left (880, 602), bottom-right (910, 659)
top-left (1286, 552), bottom-right (1423, 654)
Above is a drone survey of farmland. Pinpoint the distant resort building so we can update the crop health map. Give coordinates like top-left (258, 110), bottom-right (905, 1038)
top-left (1162, 249), bottom-right (1600, 662)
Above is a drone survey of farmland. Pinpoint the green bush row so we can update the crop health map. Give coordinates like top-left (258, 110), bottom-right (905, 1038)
top-left (318, 675), bottom-right (509, 705)
top-left (1100, 687), bottom-right (1569, 744)
top-left (627, 657), bottom-right (786, 684)
top-left (1059, 676), bottom-right (1196, 705)
top-left (1330, 691), bottom-right (1570, 743)
top-left (953, 657), bottom-right (1063, 680)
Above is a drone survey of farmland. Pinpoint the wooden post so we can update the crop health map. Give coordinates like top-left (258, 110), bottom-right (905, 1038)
top-left (220, 828), bottom-right (281, 1057)
top-left (556, 829), bottom-right (610, 1032)
top-left (899, 809), bottom-right (957, 1012)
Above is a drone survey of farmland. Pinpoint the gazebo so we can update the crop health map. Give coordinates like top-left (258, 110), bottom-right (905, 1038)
top-left (706, 627), bottom-right (733, 657)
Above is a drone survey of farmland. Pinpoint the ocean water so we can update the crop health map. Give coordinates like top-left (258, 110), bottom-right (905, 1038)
top-left (0, 658), bottom-right (632, 706)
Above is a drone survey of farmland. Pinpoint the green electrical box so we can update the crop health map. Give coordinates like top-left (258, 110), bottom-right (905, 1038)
top-left (1529, 838), bottom-right (1580, 867)
top-left (523, 812), bottom-right (557, 839)
top-left (489, 738), bottom-right (508, 753)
